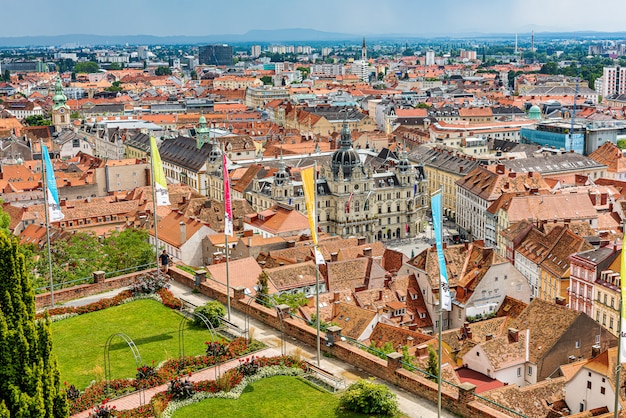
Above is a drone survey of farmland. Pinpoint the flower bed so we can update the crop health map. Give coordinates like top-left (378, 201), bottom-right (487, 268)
top-left (89, 357), bottom-right (307, 417)
top-left (68, 337), bottom-right (269, 414)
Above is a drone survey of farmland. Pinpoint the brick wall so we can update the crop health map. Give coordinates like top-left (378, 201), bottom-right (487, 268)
top-left (35, 268), bottom-right (155, 309)
top-left (168, 267), bottom-right (509, 417)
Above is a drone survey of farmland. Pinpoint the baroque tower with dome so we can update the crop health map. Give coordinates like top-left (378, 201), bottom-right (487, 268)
top-left (51, 78), bottom-right (71, 130)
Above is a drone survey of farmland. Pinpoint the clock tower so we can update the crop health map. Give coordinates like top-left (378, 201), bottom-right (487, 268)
top-left (51, 78), bottom-right (71, 130)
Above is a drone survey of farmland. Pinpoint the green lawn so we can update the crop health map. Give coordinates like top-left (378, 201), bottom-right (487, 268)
top-left (172, 376), bottom-right (369, 418)
top-left (51, 299), bottom-right (216, 389)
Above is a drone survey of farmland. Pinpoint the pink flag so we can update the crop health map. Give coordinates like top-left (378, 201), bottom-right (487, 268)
top-left (223, 154), bottom-right (233, 235)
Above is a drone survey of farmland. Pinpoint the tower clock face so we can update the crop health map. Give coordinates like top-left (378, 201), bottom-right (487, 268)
top-left (59, 108), bottom-right (65, 114)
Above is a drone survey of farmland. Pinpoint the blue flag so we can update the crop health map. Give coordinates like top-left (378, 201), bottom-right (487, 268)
top-left (431, 192), bottom-right (451, 311)
top-left (42, 145), bottom-right (64, 222)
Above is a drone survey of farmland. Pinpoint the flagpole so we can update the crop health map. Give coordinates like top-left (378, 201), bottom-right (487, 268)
top-left (437, 188), bottom-right (443, 418)
top-left (314, 161), bottom-right (321, 367)
top-left (615, 221), bottom-right (624, 417)
top-left (223, 152), bottom-right (232, 321)
top-left (150, 142), bottom-right (160, 278)
top-left (41, 142), bottom-right (55, 307)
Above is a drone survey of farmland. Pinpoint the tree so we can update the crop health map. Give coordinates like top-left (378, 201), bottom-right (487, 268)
top-left (108, 62), bottom-right (121, 71)
top-left (73, 61), bottom-right (99, 74)
top-left (0, 230), bottom-right (69, 417)
top-left (155, 66), bottom-right (172, 76)
top-left (271, 292), bottom-right (308, 312)
top-left (260, 75), bottom-right (273, 86)
top-left (105, 81), bottom-right (123, 92)
top-left (617, 139), bottom-right (626, 150)
top-left (24, 115), bottom-right (52, 126)
top-left (102, 228), bottom-right (153, 272)
top-left (426, 345), bottom-right (439, 381)
top-left (540, 62), bottom-right (558, 75)
top-left (190, 70), bottom-right (198, 80)
top-left (339, 378), bottom-right (399, 416)
top-left (2, 69), bottom-right (9, 82)
top-left (296, 66), bottom-right (310, 79)
top-left (256, 271), bottom-right (270, 307)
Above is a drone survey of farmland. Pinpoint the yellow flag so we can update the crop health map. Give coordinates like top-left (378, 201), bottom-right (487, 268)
top-left (301, 166), bottom-right (318, 245)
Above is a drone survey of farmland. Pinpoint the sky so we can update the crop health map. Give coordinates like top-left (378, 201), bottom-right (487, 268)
top-left (3, 0), bottom-right (626, 37)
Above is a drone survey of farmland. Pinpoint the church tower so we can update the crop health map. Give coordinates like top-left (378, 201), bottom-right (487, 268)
top-left (196, 114), bottom-right (211, 149)
top-left (362, 36), bottom-right (367, 62)
top-left (51, 78), bottom-right (70, 131)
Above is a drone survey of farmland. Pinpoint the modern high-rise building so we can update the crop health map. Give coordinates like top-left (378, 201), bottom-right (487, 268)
top-left (199, 44), bottom-right (233, 66)
top-left (425, 50), bottom-right (435, 66)
top-left (601, 66), bottom-right (626, 97)
top-left (251, 45), bottom-right (261, 58)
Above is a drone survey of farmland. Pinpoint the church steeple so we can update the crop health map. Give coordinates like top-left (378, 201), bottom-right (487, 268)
top-left (51, 77), bottom-right (70, 130)
top-left (361, 36), bottom-right (367, 62)
top-left (196, 114), bottom-right (211, 149)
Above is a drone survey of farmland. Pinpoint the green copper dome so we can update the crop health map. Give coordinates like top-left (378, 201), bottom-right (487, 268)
top-left (528, 105), bottom-right (541, 120)
top-left (52, 78), bottom-right (68, 110)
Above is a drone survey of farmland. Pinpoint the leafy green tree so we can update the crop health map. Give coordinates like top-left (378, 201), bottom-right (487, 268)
top-left (105, 81), bottom-right (123, 92)
top-left (0, 231), bottom-right (69, 417)
top-left (103, 228), bottom-right (153, 272)
top-left (193, 301), bottom-right (226, 328)
top-left (73, 61), bottom-right (99, 74)
top-left (256, 271), bottom-right (271, 307)
top-left (426, 345), bottom-right (439, 381)
top-left (540, 62), bottom-right (558, 75)
top-left (617, 139), bottom-right (626, 150)
top-left (260, 75), bottom-right (273, 86)
top-left (271, 292), bottom-right (308, 312)
top-left (2, 69), bottom-right (9, 82)
top-left (155, 66), bottom-right (172, 76)
top-left (0, 201), bottom-right (9, 236)
top-left (24, 115), bottom-right (52, 126)
top-left (108, 62), bottom-right (121, 70)
top-left (339, 378), bottom-right (399, 416)
top-left (296, 66), bottom-right (310, 79)
top-left (190, 70), bottom-right (198, 80)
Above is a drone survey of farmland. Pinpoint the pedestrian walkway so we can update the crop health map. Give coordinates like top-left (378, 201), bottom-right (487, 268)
top-left (71, 347), bottom-right (280, 417)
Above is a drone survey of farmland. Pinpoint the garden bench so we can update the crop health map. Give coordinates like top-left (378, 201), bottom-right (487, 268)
top-left (304, 361), bottom-right (346, 392)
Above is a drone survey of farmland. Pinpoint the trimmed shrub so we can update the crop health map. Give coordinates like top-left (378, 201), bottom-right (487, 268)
top-left (339, 378), bottom-right (399, 416)
top-left (193, 301), bottom-right (226, 328)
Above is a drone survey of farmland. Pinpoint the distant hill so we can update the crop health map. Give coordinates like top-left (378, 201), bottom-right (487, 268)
top-left (0, 29), bottom-right (359, 47)
top-left (1, 28), bottom-right (626, 47)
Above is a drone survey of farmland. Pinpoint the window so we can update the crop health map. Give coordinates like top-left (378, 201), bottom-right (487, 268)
top-left (587, 381), bottom-right (592, 390)
top-left (517, 367), bottom-right (521, 377)
top-left (601, 386), bottom-right (606, 395)
top-left (575, 340), bottom-right (580, 349)
top-left (528, 366), bottom-right (532, 376)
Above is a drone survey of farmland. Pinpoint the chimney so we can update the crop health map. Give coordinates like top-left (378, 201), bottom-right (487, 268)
top-left (406, 336), bottom-right (414, 347)
top-left (496, 164), bottom-right (505, 174)
top-left (508, 171), bottom-right (516, 178)
top-left (508, 328), bottom-right (519, 343)
top-left (357, 236), bottom-right (366, 245)
top-left (528, 171), bottom-right (533, 177)
top-left (416, 344), bottom-right (428, 358)
top-left (363, 247), bottom-right (372, 257)
top-left (591, 344), bottom-right (601, 358)
top-left (589, 192), bottom-right (597, 205)
top-left (179, 221), bottom-right (186, 243)
top-left (459, 166), bottom-right (464, 173)
top-left (287, 240), bottom-right (296, 248)
top-left (600, 193), bottom-right (607, 205)
top-left (378, 290), bottom-right (383, 301)
top-left (331, 252), bottom-right (338, 262)
top-left (332, 301), bottom-right (340, 318)
top-left (555, 296), bottom-right (566, 306)
top-left (333, 291), bottom-right (340, 302)
top-left (485, 333), bottom-right (493, 341)
top-left (248, 237), bottom-right (252, 247)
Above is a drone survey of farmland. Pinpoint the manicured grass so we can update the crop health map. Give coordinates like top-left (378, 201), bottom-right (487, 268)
top-left (51, 299), bottom-right (216, 389)
top-left (172, 376), bottom-right (369, 418)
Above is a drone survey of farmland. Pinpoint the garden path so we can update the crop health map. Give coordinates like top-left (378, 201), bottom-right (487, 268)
top-left (70, 347), bottom-right (280, 417)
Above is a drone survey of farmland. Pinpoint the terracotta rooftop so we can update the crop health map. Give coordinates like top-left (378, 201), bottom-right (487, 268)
top-left (496, 296), bottom-right (528, 320)
top-left (205, 257), bottom-right (273, 295)
top-left (330, 302), bottom-right (377, 340)
top-left (265, 261), bottom-right (318, 291)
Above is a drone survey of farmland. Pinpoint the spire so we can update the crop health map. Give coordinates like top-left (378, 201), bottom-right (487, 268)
top-left (362, 36), bottom-right (367, 62)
